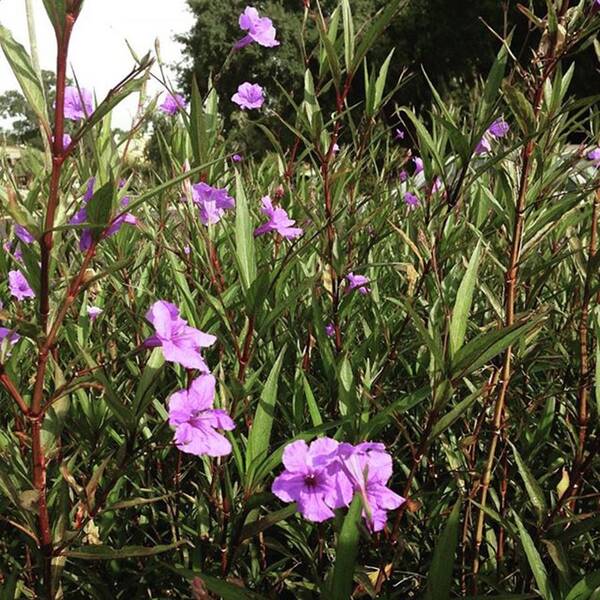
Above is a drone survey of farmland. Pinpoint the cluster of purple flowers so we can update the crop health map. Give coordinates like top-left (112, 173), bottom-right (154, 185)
top-left (157, 8), bottom-right (276, 115)
top-left (231, 7), bottom-right (279, 111)
top-left (144, 301), bottom-right (235, 457)
top-left (272, 438), bottom-right (405, 531)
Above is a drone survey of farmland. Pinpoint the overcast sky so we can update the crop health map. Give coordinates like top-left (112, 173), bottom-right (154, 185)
top-left (0, 0), bottom-right (194, 129)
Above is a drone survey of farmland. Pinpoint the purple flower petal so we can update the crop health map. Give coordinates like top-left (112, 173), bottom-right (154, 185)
top-left (232, 82), bottom-right (265, 110)
top-left (168, 374), bottom-right (235, 457)
top-left (160, 93), bottom-right (188, 115)
top-left (145, 300), bottom-right (216, 371)
top-left (235, 6), bottom-right (280, 49)
top-left (254, 196), bottom-right (303, 239)
top-left (8, 270), bottom-right (35, 301)
top-left (63, 87), bottom-right (93, 121)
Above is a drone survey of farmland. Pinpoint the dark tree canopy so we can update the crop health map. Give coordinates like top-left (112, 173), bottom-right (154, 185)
top-left (177, 1), bottom-right (596, 131)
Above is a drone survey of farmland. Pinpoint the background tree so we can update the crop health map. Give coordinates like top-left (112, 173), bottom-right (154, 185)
top-left (0, 70), bottom-right (60, 147)
top-left (177, 0), bottom-right (597, 151)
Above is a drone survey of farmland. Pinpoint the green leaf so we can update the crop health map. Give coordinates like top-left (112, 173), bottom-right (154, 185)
top-left (41, 0), bottom-right (67, 35)
top-left (235, 173), bottom-right (257, 291)
top-left (338, 355), bottom-right (357, 420)
top-left (189, 76), bottom-right (208, 167)
top-left (0, 25), bottom-right (49, 137)
top-left (565, 572), bottom-right (600, 600)
top-left (86, 179), bottom-right (114, 238)
top-left (328, 494), bottom-right (362, 600)
top-left (64, 542), bottom-right (184, 560)
top-left (245, 347), bottom-right (286, 481)
top-left (370, 49), bottom-right (394, 117)
top-left (172, 567), bottom-right (267, 600)
top-left (451, 315), bottom-right (545, 380)
top-left (504, 85), bottom-right (536, 135)
top-left (239, 504), bottom-right (297, 542)
top-left (449, 241), bottom-right (482, 357)
top-left (513, 512), bottom-right (555, 600)
top-left (133, 347), bottom-right (165, 418)
top-left (341, 0), bottom-right (354, 72)
top-left (480, 41), bottom-right (509, 119)
top-left (425, 498), bottom-right (462, 600)
top-left (316, 7), bottom-right (341, 86)
top-left (511, 443), bottom-right (548, 521)
top-left (352, 0), bottom-right (405, 74)
top-left (430, 390), bottom-right (481, 440)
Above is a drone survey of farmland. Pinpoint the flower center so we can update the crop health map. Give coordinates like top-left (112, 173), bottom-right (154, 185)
top-left (304, 473), bottom-right (318, 488)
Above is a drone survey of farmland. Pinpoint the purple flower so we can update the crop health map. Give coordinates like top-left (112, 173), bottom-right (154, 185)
top-left (14, 225), bottom-right (34, 244)
top-left (474, 136), bottom-right (492, 155)
top-left (160, 93), bottom-right (188, 116)
top-left (413, 156), bottom-right (424, 175)
top-left (191, 182), bottom-right (236, 225)
top-left (84, 177), bottom-right (96, 202)
top-left (235, 6), bottom-right (280, 49)
top-left (63, 86), bottom-right (93, 121)
top-left (0, 327), bottom-right (20, 348)
top-left (106, 212), bottom-right (138, 237)
top-left (52, 133), bottom-right (72, 149)
top-left (183, 244), bottom-right (191, 255)
top-left (145, 301), bottom-right (216, 371)
top-left (325, 322), bottom-right (335, 338)
top-left (346, 272), bottom-right (370, 295)
top-left (168, 374), bottom-right (235, 457)
top-left (399, 170), bottom-right (408, 182)
top-left (8, 270), bottom-right (35, 301)
top-left (332, 143), bottom-right (340, 154)
top-left (254, 196), bottom-right (303, 239)
top-left (272, 438), bottom-right (350, 522)
top-left (232, 154), bottom-right (243, 162)
top-left (394, 128), bottom-right (405, 140)
top-left (337, 442), bottom-right (405, 532)
top-left (404, 191), bottom-right (420, 209)
top-left (70, 178), bottom-right (137, 251)
top-left (476, 119), bottom-right (509, 155)
top-left (587, 148), bottom-right (600, 166)
top-left (488, 119), bottom-right (510, 139)
top-left (232, 82), bottom-right (265, 110)
top-left (87, 306), bottom-right (103, 321)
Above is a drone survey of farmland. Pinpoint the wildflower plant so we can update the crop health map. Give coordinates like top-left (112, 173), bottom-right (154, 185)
top-left (0, 0), bottom-right (599, 598)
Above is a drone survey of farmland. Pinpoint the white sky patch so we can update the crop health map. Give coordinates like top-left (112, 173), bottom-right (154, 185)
top-left (0, 0), bottom-right (194, 130)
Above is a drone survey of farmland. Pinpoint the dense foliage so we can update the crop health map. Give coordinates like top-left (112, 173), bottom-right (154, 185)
top-left (177, 0), bottom-right (598, 146)
top-left (1, 1), bottom-right (600, 599)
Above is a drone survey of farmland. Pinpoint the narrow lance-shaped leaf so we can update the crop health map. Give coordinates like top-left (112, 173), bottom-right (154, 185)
top-left (245, 347), bottom-right (286, 482)
top-left (425, 498), bottom-right (462, 600)
top-left (451, 314), bottom-right (545, 380)
top-left (510, 443), bottom-right (548, 521)
top-left (564, 571), bottom-right (600, 600)
top-left (513, 512), bottom-right (556, 600)
top-left (0, 25), bottom-right (50, 138)
top-left (235, 173), bottom-right (257, 291)
top-left (328, 494), bottom-right (362, 600)
top-left (341, 0), bottom-right (354, 72)
top-left (449, 241), bottom-right (482, 357)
